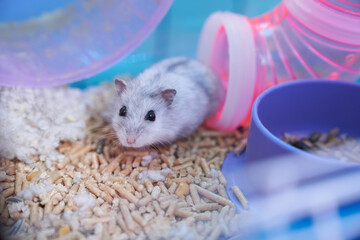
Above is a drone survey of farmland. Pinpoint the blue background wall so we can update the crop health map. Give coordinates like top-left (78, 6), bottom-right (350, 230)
top-left (71, 0), bottom-right (281, 88)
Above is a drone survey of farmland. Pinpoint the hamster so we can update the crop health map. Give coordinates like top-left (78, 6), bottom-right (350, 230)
top-left (111, 57), bottom-right (225, 148)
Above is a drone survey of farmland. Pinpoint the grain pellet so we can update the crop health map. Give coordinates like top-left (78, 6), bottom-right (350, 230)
top-left (58, 225), bottom-right (70, 237)
top-left (216, 185), bottom-right (228, 200)
top-left (159, 155), bottom-right (171, 167)
top-left (231, 186), bottom-right (249, 209)
top-left (99, 184), bottom-right (117, 198)
top-left (114, 185), bottom-right (139, 205)
top-left (169, 177), bottom-right (193, 184)
top-left (91, 153), bottom-right (99, 169)
top-left (172, 162), bottom-right (193, 171)
top-left (73, 145), bottom-right (93, 159)
top-left (5, 166), bottom-right (16, 176)
top-left (3, 187), bottom-right (15, 198)
top-left (53, 201), bottom-right (65, 214)
top-left (133, 157), bottom-right (142, 168)
top-left (49, 172), bottom-right (62, 184)
top-left (100, 192), bottom-right (113, 204)
top-left (103, 155), bottom-right (124, 174)
top-left (151, 186), bottom-right (161, 199)
top-left (128, 178), bottom-right (144, 192)
top-left (125, 156), bottom-right (134, 170)
top-left (116, 214), bottom-right (131, 236)
top-left (131, 211), bottom-right (146, 227)
top-left (129, 169), bottom-right (139, 179)
top-left (195, 203), bottom-right (220, 212)
top-left (0, 182), bottom-right (14, 190)
top-left (152, 201), bottom-right (164, 216)
top-left (211, 210), bottom-right (219, 227)
top-left (85, 182), bottom-right (102, 197)
top-left (195, 211), bottom-right (212, 221)
top-left (189, 184), bottom-right (201, 205)
top-left (176, 202), bottom-right (188, 208)
top-left (158, 182), bottom-right (169, 195)
top-left (160, 200), bottom-right (171, 209)
top-left (174, 156), bottom-right (195, 166)
top-left (119, 200), bottom-right (138, 232)
top-left (196, 185), bottom-right (234, 207)
top-left (81, 217), bottom-right (112, 226)
top-left (185, 195), bottom-right (194, 206)
top-left (207, 183), bottom-right (218, 192)
top-left (136, 195), bottom-right (152, 207)
top-left (107, 218), bottom-right (117, 235)
top-left (30, 203), bottom-right (38, 224)
top-left (144, 179), bottom-right (153, 193)
top-left (199, 157), bottom-right (211, 177)
top-left (15, 171), bottom-right (22, 194)
top-left (174, 209), bottom-right (193, 218)
top-left (98, 154), bottom-right (108, 167)
top-left (165, 200), bottom-right (177, 216)
top-left (168, 182), bottom-right (177, 194)
top-left (217, 170), bottom-right (228, 186)
top-left (175, 181), bottom-right (190, 197)
top-left (3, 175), bottom-right (15, 182)
top-left (44, 201), bottom-right (54, 215)
top-left (234, 138), bottom-right (247, 155)
top-left (26, 170), bottom-right (39, 182)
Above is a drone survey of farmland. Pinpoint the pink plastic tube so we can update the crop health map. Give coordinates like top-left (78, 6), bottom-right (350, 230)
top-left (198, 0), bottom-right (360, 131)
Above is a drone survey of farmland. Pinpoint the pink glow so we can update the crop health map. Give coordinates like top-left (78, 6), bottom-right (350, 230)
top-left (338, 0), bottom-right (360, 7)
top-left (254, 35), bottom-right (267, 97)
top-left (261, 34), bottom-right (278, 86)
top-left (272, 31), bottom-right (297, 80)
top-left (346, 54), bottom-right (356, 63)
top-left (209, 25), bottom-right (228, 123)
top-left (319, 0), bottom-right (360, 16)
top-left (279, 26), bottom-right (320, 78)
top-left (287, 14), bottom-right (360, 51)
top-left (288, 18), bottom-right (360, 73)
top-left (328, 72), bottom-right (339, 80)
top-left (250, 5), bottom-right (288, 32)
top-left (212, 25), bottom-right (229, 88)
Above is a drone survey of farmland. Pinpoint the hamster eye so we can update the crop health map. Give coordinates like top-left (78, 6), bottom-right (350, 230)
top-left (145, 110), bottom-right (155, 121)
top-left (119, 106), bottom-right (127, 117)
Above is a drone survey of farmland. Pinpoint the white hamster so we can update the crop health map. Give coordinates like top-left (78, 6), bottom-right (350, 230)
top-left (112, 57), bottom-right (225, 148)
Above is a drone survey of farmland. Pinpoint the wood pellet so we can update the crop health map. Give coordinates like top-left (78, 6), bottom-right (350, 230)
top-left (0, 92), bottom-right (250, 240)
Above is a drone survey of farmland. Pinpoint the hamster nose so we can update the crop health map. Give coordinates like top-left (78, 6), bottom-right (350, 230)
top-left (126, 136), bottom-right (136, 145)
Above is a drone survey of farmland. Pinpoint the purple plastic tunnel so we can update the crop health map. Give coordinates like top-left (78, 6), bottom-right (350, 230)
top-left (198, 0), bottom-right (360, 131)
top-left (0, 0), bottom-right (173, 88)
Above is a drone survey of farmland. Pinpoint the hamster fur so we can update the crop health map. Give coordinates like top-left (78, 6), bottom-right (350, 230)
top-left (112, 57), bottom-right (225, 148)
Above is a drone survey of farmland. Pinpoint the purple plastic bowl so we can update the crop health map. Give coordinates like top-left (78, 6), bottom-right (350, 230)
top-left (222, 80), bottom-right (360, 206)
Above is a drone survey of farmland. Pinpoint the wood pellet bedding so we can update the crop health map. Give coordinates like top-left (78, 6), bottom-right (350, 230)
top-left (0, 112), bottom-right (250, 240)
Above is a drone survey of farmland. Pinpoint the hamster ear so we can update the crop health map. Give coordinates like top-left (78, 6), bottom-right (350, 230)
top-left (114, 79), bottom-right (127, 94)
top-left (161, 89), bottom-right (177, 106)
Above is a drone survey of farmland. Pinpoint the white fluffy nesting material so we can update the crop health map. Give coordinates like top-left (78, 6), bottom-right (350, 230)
top-left (73, 190), bottom-right (97, 212)
top-left (8, 201), bottom-right (30, 219)
top-left (0, 86), bottom-right (87, 163)
top-left (83, 83), bottom-right (116, 122)
top-left (141, 152), bottom-right (158, 167)
top-left (137, 168), bottom-right (174, 184)
top-left (17, 180), bottom-right (55, 201)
